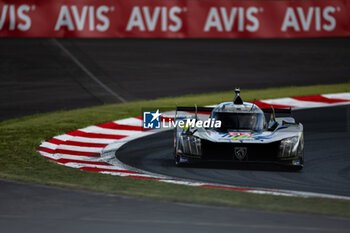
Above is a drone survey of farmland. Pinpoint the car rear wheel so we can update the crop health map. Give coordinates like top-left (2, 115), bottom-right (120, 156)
top-left (174, 140), bottom-right (185, 167)
top-left (174, 155), bottom-right (181, 167)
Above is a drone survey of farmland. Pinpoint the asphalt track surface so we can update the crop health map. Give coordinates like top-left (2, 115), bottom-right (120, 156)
top-left (1, 38), bottom-right (350, 232)
top-left (2, 179), bottom-right (350, 233)
top-left (117, 105), bottom-right (350, 197)
top-left (1, 38), bottom-right (350, 121)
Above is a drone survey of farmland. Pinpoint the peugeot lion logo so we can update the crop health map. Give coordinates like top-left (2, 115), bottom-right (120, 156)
top-left (234, 147), bottom-right (247, 160)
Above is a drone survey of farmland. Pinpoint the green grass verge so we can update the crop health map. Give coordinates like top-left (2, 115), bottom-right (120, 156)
top-left (1, 83), bottom-right (350, 217)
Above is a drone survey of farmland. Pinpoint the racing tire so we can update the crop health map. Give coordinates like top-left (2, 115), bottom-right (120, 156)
top-left (173, 139), bottom-right (182, 167)
top-left (174, 151), bottom-right (183, 167)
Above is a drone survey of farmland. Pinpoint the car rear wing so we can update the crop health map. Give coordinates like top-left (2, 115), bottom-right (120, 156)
top-left (175, 106), bottom-right (214, 121)
top-left (176, 105), bottom-right (292, 122)
top-left (261, 107), bottom-right (292, 123)
top-left (261, 108), bottom-right (292, 115)
top-left (176, 106), bottom-right (291, 115)
top-left (176, 106), bottom-right (214, 113)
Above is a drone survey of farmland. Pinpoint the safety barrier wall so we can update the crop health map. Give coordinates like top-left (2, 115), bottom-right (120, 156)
top-left (0, 0), bottom-right (349, 38)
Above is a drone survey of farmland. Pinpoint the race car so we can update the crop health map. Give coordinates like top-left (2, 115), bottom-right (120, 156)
top-left (173, 89), bottom-right (304, 169)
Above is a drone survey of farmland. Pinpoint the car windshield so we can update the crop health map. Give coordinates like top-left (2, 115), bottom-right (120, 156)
top-left (212, 112), bottom-right (265, 132)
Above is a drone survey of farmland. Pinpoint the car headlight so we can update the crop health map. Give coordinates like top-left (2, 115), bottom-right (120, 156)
top-left (279, 136), bottom-right (299, 158)
top-left (182, 136), bottom-right (202, 156)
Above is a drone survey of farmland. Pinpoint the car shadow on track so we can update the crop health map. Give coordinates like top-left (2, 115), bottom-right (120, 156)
top-left (163, 158), bottom-right (302, 172)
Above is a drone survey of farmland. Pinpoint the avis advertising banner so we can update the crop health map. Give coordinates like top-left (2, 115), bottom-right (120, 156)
top-left (0, 0), bottom-right (349, 38)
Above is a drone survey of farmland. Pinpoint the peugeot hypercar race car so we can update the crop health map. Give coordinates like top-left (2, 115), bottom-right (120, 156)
top-left (173, 89), bottom-right (304, 169)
